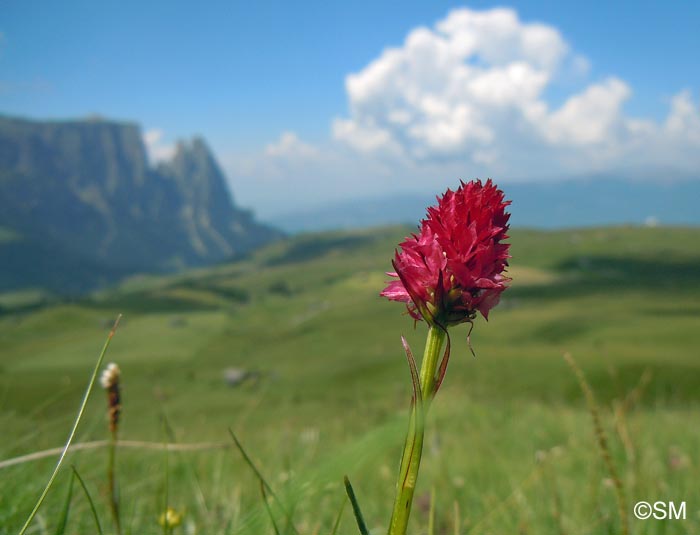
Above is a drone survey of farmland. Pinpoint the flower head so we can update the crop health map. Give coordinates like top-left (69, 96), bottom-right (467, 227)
top-left (100, 362), bottom-right (121, 389)
top-left (381, 179), bottom-right (510, 325)
top-left (100, 362), bottom-right (121, 433)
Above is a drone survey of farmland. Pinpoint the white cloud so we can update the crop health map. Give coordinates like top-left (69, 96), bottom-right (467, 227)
top-left (332, 119), bottom-right (401, 154)
top-left (333, 7), bottom-right (572, 163)
top-left (143, 129), bottom-right (176, 163)
top-left (330, 6), bottom-right (700, 175)
top-left (434, 8), bottom-right (568, 70)
top-left (544, 77), bottom-right (631, 146)
top-left (226, 7), bottom-right (700, 215)
top-left (265, 131), bottom-right (320, 159)
top-left (665, 90), bottom-right (700, 144)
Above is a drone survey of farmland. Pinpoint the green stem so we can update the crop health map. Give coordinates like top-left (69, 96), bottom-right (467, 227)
top-left (387, 326), bottom-right (446, 535)
top-left (162, 420), bottom-right (169, 535)
top-left (18, 315), bottom-right (121, 535)
top-left (418, 326), bottom-right (446, 401)
top-left (108, 430), bottom-right (121, 535)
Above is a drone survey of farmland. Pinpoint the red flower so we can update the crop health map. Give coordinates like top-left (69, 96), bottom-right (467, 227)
top-left (381, 179), bottom-right (511, 325)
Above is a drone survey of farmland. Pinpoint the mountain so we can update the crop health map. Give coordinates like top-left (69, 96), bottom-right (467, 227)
top-left (269, 176), bottom-right (700, 233)
top-left (0, 115), bottom-right (281, 293)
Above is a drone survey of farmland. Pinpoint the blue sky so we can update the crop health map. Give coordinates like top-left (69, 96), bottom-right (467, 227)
top-left (2, 1), bottom-right (700, 216)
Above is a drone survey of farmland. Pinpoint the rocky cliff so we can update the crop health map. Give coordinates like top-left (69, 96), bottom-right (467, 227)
top-left (0, 115), bottom-right (281, 293)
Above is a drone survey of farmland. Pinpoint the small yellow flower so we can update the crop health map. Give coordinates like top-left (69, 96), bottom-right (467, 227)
top-left (158, 507), bottom-right (183, 529)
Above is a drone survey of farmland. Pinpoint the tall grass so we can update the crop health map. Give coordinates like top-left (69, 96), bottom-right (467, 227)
top-left (17, 315), bottom-right (121, 535)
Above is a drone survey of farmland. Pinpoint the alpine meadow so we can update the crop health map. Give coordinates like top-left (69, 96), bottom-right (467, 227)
top-left (1, 224), bottom-right (699, 533)
top-left (3, 2), bottom-right (700, 534)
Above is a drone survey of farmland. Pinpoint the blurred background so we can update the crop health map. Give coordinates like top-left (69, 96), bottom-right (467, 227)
top-left (1, 2), bottom-right (699, 534)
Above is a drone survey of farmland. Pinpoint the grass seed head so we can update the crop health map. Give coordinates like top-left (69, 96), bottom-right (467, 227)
top-left (100, 362), bottom-right (121, 434)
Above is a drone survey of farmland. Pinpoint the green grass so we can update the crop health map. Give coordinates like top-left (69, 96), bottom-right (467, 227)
top-left (1, 225), bottom-right (699, 534)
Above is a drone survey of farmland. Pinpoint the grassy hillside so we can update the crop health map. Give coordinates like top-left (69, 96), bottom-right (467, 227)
top-left (1, 225), bottom-right (699, 534)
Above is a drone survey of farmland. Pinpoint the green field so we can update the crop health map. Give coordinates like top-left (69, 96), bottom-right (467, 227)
top-left (1, 225), bottom-right (699, 534)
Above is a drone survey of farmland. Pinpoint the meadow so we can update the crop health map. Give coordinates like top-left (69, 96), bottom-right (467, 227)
top-left (1, 225), bottom-right (699, 534)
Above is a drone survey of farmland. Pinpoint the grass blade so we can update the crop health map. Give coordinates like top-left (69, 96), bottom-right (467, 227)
top-left (71, 465), bottom-right (104, 535)
top-left (161, 408), bottom-right (211, 525)
top-left (0, 439), bottom-right (232, 471)
top-left (343, 476), bottom-right (369, 535)
top-left (564, 353), bottom-right (628, 535)
top-left (228, 429), bottom-right (300, 535)
top-left (330, 495), bottom-right (347, 535)
top-left (260, 481), bottom-right (281, 535)
top-left (18, 315), bottom-right (121, 535)
top-left (108, 431), bottom-right (121, 535)
top-left (53, 473), bottom-right (75, 535)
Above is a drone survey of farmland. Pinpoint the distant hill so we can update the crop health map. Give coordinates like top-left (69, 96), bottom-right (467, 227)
top-left (0, 115), bottom-right (281, 293)
top-left (3, 224), bottom-right (700, 530)
top-left (269, 177), bottom-right (700, 233)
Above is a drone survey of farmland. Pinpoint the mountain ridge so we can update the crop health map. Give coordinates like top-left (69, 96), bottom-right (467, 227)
top-left (268, 176), bottom-right (700, 233)
top-left (0, 114), bottom-right (281, 293)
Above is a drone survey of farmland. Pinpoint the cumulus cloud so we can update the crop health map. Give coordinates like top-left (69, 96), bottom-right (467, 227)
top-left (227, 7), bottom-right (700, 214)
top-left (143, 129), bottom-right (176, 163)
top-left (665, 90), bottom-right (700, 143)
top-left (333, 8), bottom-right (571, 163)
top-left (544, 78), bottom-right (631, 146)
top-left (331, 7), bottom-right (700, 175)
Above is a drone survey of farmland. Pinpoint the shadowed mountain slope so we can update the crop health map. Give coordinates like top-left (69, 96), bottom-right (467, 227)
top-left (0, 115), bottom-right (281, 293)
